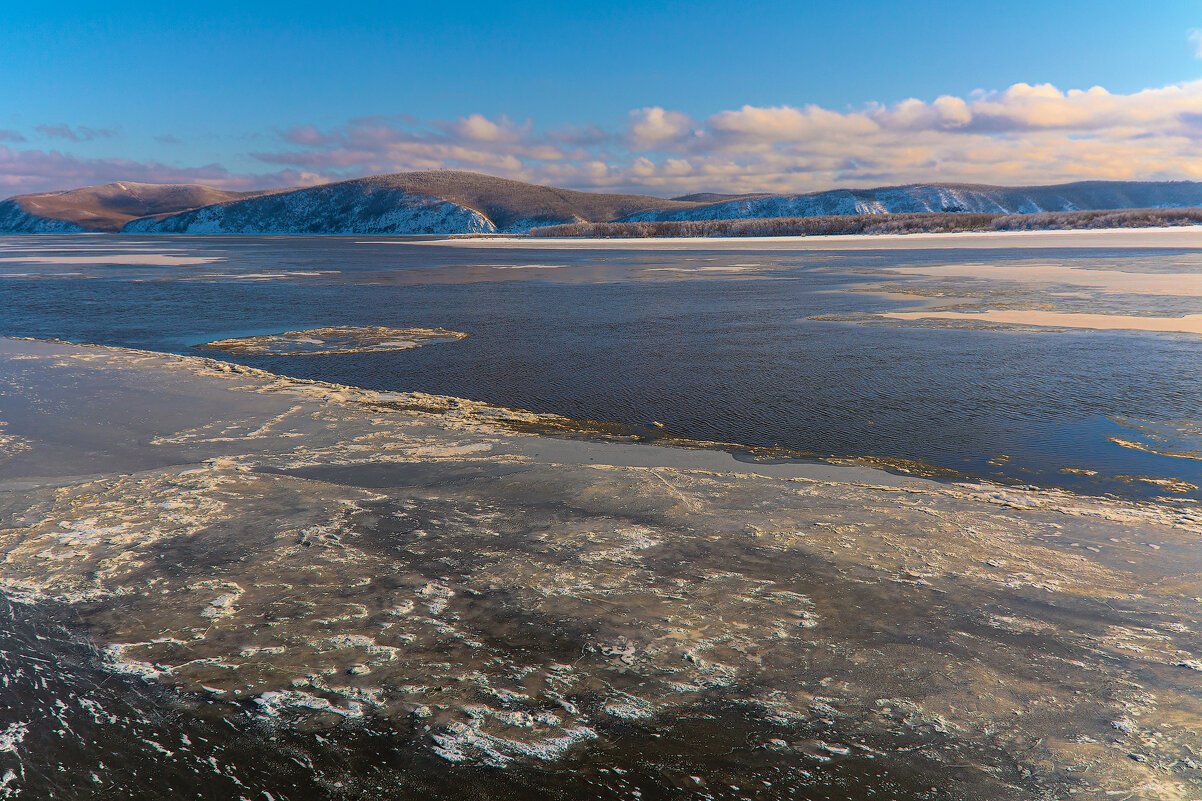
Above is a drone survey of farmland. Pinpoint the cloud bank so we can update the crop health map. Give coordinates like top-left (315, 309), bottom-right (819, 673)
top-left (7, 79), bottom-right (1202, 196)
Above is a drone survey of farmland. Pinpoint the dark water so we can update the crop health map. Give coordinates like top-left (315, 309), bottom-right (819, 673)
top-left (2, 235), bottom-right (1200, 500)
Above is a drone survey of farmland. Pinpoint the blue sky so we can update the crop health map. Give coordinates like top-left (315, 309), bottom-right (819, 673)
top-left (3, 0), bottom-right (1202, 195)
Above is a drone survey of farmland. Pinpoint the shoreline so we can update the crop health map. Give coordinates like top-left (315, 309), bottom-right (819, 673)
top-left (6, 223), bottom-right (1202, 249)
top-left (452, 225), bottom-right (1202, 249)
top-left (5, 335), bottom-right (1189, 501)
top-left (0, 336), bottom-right (988, 488)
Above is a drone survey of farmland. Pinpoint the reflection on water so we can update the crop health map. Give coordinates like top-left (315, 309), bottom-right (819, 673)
top-left (1, 235), bottom-right (1200, 500)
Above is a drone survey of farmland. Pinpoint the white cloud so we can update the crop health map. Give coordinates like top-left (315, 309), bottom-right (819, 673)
top-left (626, 107), bottom-right (694, 149)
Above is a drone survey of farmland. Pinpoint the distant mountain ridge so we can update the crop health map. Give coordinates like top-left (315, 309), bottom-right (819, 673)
top-left (3, 171), bottom-right (1202, 235)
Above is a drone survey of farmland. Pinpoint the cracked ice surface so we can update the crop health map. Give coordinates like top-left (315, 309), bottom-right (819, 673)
top-left (1, 337), bottom-right (1201, 799)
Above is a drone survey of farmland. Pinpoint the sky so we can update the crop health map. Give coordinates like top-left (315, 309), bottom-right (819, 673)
top-left (3, 0), bottom-right (1202, 196)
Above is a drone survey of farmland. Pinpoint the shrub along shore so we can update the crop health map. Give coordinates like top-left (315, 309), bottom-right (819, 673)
top-left (528, 207), bottom-right (1202, 238)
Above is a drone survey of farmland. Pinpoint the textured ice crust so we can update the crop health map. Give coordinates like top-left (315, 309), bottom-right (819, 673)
top-left (197, 326), bottom-right (470, 356)
top-left (2, 338), bottom-right (1202, 798)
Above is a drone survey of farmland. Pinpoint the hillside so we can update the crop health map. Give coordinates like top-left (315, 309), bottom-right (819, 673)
top-left (0, 182), bottom-right (266, 233)
top-left (124, 171), bottom-right (704, 235)
top-left (622, 181), bottom-right (1202, 223)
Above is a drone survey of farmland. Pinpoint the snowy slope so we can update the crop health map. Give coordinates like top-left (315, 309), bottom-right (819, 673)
top-left (124, 184), bottom-right (496, 235)
top-left (621, 181), bottom-right (1202, 223)
top-left (0, 200), bottom-right (86, 233)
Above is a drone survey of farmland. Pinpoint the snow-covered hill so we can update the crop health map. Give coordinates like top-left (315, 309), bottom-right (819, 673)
top-left (123, 185), bottom-right (496, 235)
top-left (621, 181), bottom-right (1202, 223)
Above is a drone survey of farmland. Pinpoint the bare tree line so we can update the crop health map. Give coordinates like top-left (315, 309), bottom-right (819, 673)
top-left (527, 208), bottom-right (1202, 239)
